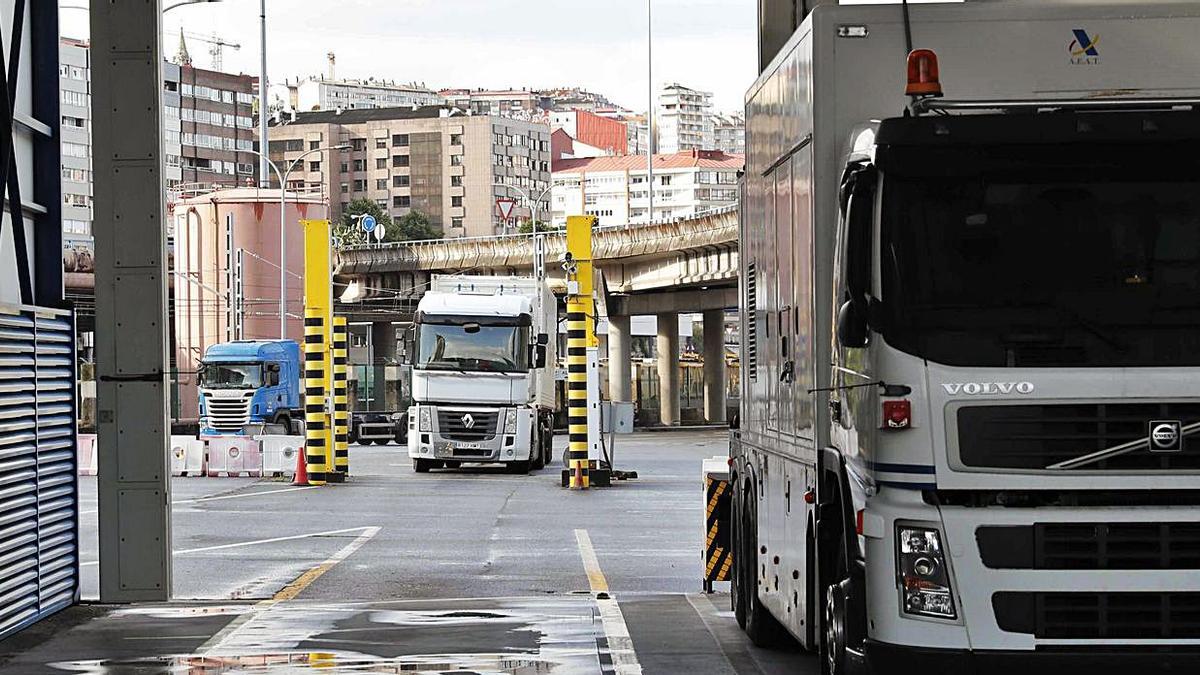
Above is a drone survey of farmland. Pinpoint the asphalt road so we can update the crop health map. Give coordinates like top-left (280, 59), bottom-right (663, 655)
top-left (36, 431), bottom-right (817, 674)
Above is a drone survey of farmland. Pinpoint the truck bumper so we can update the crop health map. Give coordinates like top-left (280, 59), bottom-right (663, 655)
top-left (866, 640), bottom-right (1200, 675)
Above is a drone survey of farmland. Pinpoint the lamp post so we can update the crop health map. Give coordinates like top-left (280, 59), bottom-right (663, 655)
top-left (61, 1), bottom-right (223, 12)
top-left (246, 145), bottom-right (349, 338)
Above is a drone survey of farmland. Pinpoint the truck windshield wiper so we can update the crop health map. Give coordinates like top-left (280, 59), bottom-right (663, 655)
top-left (1047, 421), bottom-right (1200, 470)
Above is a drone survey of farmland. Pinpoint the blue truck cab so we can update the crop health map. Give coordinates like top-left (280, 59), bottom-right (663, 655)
top-left (198, 340), bottom-right (302, 435)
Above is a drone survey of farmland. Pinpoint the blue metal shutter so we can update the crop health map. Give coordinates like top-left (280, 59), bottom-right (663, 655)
top-left (0, 306), bottom-right (78, 639)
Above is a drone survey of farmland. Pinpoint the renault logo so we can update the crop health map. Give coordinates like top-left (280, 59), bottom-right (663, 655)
top-left (461, 413), bottom-right (476, 429)
top-left (1149, 420), bottom-right (1183, 453)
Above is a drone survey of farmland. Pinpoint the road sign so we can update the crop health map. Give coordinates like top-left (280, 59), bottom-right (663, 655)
top-left (373, 224), bottom-right (386, 242)
top-left (360, 214), bottom-right (377, 233)
top-left (495, 198), bottom-right (517, 221)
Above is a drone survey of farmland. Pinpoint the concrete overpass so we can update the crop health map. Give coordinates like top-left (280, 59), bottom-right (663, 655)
top-left (334, 206), bottom-right (740, 426)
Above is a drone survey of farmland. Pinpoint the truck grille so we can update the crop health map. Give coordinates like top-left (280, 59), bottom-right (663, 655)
top-left (978, 523), bottom-right (1200, 570)
top-left (437, 409), bottom-right (499, 441)
top-left (994, 592), bottom-right (1200, 639)
top-left (205, 393), bottom-right (253, 431)
top-left (957, 403), bottom-right (1200, 471)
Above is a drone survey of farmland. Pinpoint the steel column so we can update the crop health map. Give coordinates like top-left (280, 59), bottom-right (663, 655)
top-left (92, 0), bottom-right (171, 601)
top-left (332, 317), bottom-right (350, 476)
top-left (565, 215), bottom-right (597, 489)
top-left (302, 309), bottom-right (328, 486)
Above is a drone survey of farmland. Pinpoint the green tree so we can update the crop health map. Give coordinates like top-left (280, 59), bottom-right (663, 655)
top-left (393, 210), bottom-right (440, 241)
top-left (517, 219), bottom-right (560, 235)
top-left (334, 198), bottom-right (394, 246)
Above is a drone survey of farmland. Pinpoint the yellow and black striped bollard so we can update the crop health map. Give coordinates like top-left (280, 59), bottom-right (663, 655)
top-left (303, 309), bottom-right (328, 485)
top-left (332, 317), bottom-right (350, 477)
top-left (566, 306), bottom-right (590, 488)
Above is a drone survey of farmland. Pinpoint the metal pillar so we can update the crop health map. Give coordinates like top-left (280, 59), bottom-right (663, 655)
top-left (565, 215), bottom-right (598, 489)
top-left (302, 308), bottom-right (328, 486)
top-left (332, 317), bottom-right (350, 476)
top-left (92, 0), bottom-right (171, 601)
top-left (703, 309), bottom-right (727, 424)
top-left (607, 314), bottom-right (632, 403)
top-left (656, 312), bottom-right (680, 426)
top-left (303, 219), bottom-right (334, 483)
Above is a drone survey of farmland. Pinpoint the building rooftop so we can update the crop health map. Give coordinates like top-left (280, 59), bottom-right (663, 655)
top-left (554, 149), bottom-right (743, 173)
top-left (269, 105), bottom-right (466, 126)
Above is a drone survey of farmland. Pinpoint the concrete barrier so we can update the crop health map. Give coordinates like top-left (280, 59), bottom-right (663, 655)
top-left (77, 433), bottom-right (98, 476)
top-left (258, 435), bottom-right (302, 477)
top-left (169, 436), bottom-right (206, 476)
top-left (205, 436), bottom-right (263, 477)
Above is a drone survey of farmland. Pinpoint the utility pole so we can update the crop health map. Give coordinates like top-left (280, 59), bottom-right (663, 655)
top-left (647, 0), bottom-right (654, 223)
top-left (258, 0), bottom-right (269, 187)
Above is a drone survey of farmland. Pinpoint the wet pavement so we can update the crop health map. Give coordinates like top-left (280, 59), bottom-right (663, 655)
top-left (0, 431), bottom-right (815, 674)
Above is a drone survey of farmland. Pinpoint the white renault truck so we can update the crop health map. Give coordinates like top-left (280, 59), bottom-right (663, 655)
top-left (731, 2), bottom-right (1200, 673)
top-left (407, 275), bottom-right (556, 473)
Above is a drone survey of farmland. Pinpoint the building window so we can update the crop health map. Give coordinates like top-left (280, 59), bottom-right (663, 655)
top-left (450, 155), bottom-right (463, 166)
top-left (351, 138), bottom-right (367, 151)
top-left (340, 162), bottom-right (349, 173)
top-left (376, 199), bottom-right (388, 209)
top-left (340, 183), bottom-right (349, 194)
top-left (353, 159), bottom-right (366, 172)
top-left (375, 178), bottom-right (388, 190)
top-left (393, 195), bottom-right (411, 208)
top-left (310, 140), bottom-right (321, 150)
top-left (451, 217), bottom-right (464, 229)
top-left (451, 196), bottom-right (463, 207)
top-left (392, 155), bottom-right (409, 168)
top-left (392, 134), bottom-right (409, 147)
top-left (285, 139), bottom-right (304, 152)
top-left (393, 175), bottom-right (410, 188)
top-left (340, 201), bottom-right (349, 212)
top-left (450, 175), bottom-right (462, 187)
top-left (353, 179), bottom-right (366, 192)
top-left (449, 134), bottom-right (462, 146)
top-left (63, 142), bottom-right (89, 158)
top-left (237, 163), bottom-right (254, 174)
top-left (375, 138), bottom-right (387, 149)
top-left (375, 157), bottom-right (387, 170)
top-left (661, 175), bottom-right (672, 186)
top-left (309, 161), bottom-right (321, 172)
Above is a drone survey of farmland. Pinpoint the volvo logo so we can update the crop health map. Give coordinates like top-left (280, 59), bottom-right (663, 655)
top-left (461, 413), bottom-right (476, 429)
top-left (942, 382), bottom-right (1035, 396)
top-left (1149, 420), bottom-right (1183, 453)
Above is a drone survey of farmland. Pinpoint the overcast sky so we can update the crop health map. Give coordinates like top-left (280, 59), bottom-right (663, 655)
top-left (60, 0), bottom-right (758, 112)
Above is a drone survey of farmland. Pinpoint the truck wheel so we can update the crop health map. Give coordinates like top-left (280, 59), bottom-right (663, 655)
top-left (732, 481), bottom-right (747, 628)
top-left (272, 412), bottom-right (291, 434)
top-left (743, 493), bottom-right (788, 647)
top-left (414, 458), bottom-right (432, 473)
top-left (531, 436), bottom-right (546, 470)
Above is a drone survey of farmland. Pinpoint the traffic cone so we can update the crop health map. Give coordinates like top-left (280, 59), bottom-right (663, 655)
top-left (291, 447), bottom-right (310, 486)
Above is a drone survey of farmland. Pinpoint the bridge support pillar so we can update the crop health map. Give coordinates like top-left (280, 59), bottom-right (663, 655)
top-left (607, 314), bottom-right (632, 403)
top-left (656, 312), bottom-right (680, 426)
top-left (703, 309), bottom-right (727, 425)
top-left (370, 321), bottom-right (396, 409)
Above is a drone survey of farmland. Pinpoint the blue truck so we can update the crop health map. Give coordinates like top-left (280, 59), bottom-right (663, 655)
top-left (198, 340), bottom-right (302, 435)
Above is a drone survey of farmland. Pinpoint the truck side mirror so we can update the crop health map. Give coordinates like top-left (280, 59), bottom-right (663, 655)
top-left (837, 298), bottom-right (869, 348)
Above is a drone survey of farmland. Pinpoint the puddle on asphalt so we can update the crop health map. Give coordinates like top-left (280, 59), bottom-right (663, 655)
top-left (50, 650), bottom-right (559, 673)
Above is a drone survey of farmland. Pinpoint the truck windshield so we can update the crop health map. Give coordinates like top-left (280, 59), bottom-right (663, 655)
top-left (199, 363), bottom-right (263, 389)
top-left (415, 323), bottom-right (529, 373)
top-left (879, 142), bottom-right (1200, 368)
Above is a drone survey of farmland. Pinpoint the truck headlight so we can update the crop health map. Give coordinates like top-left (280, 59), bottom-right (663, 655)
top-left (504, 409), bottom-right (518, 435)
top-left (418, 407), bottom-right (432, 432)
top-left (897, 526), bottom-right (956, 620)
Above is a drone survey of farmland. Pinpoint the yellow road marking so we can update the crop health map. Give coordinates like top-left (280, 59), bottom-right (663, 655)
top-left (575, 529), bottom-right (609, 593)
top-left (574, 529), bottom-right (642, 674)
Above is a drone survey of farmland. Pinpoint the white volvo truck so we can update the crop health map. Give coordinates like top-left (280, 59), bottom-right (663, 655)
top-left (407, 275), bottom-right (556, 473)
top-left (732, 2), bottom-right (1200, 673)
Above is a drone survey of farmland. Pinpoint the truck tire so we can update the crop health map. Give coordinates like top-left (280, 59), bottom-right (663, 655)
top-left (531, 435), bottom-right (546, 470)
top-left (414, 458), bottom-right (433, 473)
top-left (742, 490), bottom-right (789, 647)
top-left (272, 412), bottom-right (291, 434)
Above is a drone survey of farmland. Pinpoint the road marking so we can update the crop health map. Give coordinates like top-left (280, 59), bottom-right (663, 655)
top-left (78, 485), bottom-right (319, 515)
top-left (198, 525), bottom-right (380, 655)
top-left (574, 529), bottom-right (643, 675)
top-left (80, 526), bottom-right (373, 566)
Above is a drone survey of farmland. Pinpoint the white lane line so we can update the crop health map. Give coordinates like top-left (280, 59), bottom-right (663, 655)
top-left (78, 485), bottom-right (319, 515)
top-left (79, 526), bottom-right (372, 566)
top-left (574, 529), bottom-right (643, 675)
top-left (198, 526), bottom-right (380, 655)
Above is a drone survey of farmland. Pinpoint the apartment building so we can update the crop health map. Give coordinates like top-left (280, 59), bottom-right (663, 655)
top-left (551, 149), bottom-right (742, 226)
top-left (266, 106), bottom-right (551, 237)
top-left (167, 64), bottom-right (257, 188)
top-left (713, 112), bottom-right (746, 155)
top-left (439, 89), bottom-right (543, 121)
top-left (272, 76), bottom-right (443, 113)
top-left (60, 39), bottom-right (93, 248)
top-left (549, 109), bottom-right (628, 156)
top-left (657, 83), bottom-right (715, 153)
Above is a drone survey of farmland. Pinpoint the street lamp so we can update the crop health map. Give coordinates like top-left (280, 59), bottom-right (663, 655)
top-left (245, 144), bottom-right (350, 338)
top-left (60, 1), bottom-right (223, 12)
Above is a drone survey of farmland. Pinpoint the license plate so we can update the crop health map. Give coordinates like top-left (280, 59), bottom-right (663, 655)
top-left (453, 442), bottom-right (481, 450)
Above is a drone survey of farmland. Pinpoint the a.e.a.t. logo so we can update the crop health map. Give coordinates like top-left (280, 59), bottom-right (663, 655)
top-left (1149, 420), bottom-right (1183, 453)
top-left (1069, 28), bottom-right (1101, 65)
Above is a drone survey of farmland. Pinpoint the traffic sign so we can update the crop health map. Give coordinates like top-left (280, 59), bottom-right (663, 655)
top-left (373, 224), bottom-right (386, 242)
top-left (360, 214), bottom-right (377, 233)
top-left (495, 198), bottom-right (517, 221)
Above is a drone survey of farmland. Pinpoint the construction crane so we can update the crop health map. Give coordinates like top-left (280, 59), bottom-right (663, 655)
top-left (168, 31), bottom-right (241, 72)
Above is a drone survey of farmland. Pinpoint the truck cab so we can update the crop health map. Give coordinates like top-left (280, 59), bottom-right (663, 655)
top-left (407, 276), bottom-right (556, 473)
top-left (198, 340), bottom-right (301, 435)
